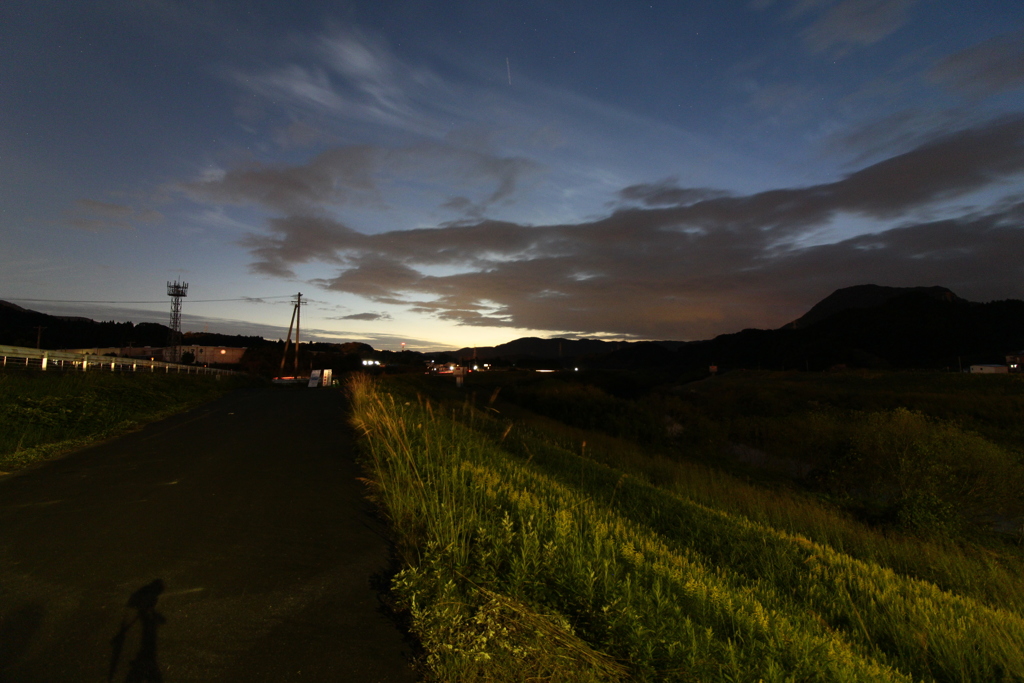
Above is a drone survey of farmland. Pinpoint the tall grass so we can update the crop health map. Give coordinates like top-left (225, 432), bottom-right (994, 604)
top-left (482, 405), bottom-right (1024, 616)
top-left (439, 370), bottom-right (1024, 613)
top-left (350, 374), bottom-right (1024, 682)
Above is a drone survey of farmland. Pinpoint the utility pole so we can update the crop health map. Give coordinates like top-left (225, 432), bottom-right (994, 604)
top-left (294, 291), bottom-right (301, 375)
top-left (278, 292), bottom-right (305, 377)
top-left (279, 298), bottom-right (297, 376)
top-left (34, 326), bottom-right (46, 349)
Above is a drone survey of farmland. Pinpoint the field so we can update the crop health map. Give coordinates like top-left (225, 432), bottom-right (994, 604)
top-left (349, 369), bottom-right (1024, 681)
top-left (0, 370), bottom-right (259, 471)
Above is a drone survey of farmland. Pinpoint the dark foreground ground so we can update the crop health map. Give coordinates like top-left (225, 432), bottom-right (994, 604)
top-left (0, 386), bottom-right (418, 683)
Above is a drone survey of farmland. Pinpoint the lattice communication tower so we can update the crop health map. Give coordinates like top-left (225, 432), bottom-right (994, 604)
top-left (167, 280), bottom-right (188, 358)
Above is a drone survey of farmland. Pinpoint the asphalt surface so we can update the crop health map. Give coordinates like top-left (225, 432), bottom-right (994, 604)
top-left (0, 386), bottom-right (419, 683)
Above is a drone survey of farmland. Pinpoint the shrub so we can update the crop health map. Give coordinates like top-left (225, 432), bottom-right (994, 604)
top-left (836, 408), bottom-right (1024, 535)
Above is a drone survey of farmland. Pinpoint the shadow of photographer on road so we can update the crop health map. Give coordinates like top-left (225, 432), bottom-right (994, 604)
top-left (109, 579), bottom-right (165, 683)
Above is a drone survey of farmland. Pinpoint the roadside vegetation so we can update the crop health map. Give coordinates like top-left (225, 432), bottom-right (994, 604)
top-left (500, 371), bottom-right (1024, 542)
top-left (350, 370), bottom-right (1024, 682)
top-left (0, 370), bottom-right (259, 471)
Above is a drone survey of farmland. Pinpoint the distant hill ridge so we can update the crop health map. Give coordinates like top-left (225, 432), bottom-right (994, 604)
top-left (0, 300), bottom-right (30, 314)
top-left (785, 285), bottom-right (965, 329)
top-left (455, 337), bottom-right (627, 360)
top-left (5, 284), bottom-right (1023, 371)
top-left (0, 301), bottom-right (269, 351)
top-left (455, 285), bottom-right (977, 360)
top-left (678, 286), bottom-right (1023, 370)
top-left (452, 285), bottom-right (1023, 370)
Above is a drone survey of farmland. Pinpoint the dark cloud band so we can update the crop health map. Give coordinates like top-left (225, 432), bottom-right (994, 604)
top-left (226, 116), bottom-right (1024, 339)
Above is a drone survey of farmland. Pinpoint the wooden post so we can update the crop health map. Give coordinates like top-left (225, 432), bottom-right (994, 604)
top-left (279, 301), bottom-right (297, 376)
top-left (294, 292), bottom-right (302, 376)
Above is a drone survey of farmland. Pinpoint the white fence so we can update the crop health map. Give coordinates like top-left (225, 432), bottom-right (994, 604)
top-left (0, 345), bottom-right (240, 376)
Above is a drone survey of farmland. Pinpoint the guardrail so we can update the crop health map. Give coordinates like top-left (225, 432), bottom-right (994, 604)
top-left (0, 345), bottom-right (240, 376)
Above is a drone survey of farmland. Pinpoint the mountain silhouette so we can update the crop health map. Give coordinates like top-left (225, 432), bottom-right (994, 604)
top-left (0, 301), bottom-right (268, 351)
top-left (451, 285), bottom-right (1024, 371)
top-left (784, 285), bottom-right (965, 329)
top-left (676, 287), bottom-right (1023, 371)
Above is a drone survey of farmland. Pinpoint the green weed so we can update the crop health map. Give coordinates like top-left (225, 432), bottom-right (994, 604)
top-left (350, 374), bottom-right (1024, 682)
top-left (0, 371), bottom-right (257, 470)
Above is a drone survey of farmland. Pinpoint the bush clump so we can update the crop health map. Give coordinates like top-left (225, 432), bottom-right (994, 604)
top-left (832, 408), bottom-right (1024, 536)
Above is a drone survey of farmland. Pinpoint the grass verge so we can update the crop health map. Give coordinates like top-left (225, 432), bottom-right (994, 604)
top-left (0, 371), bottom-right (259, 471)
top-left (350, 374), bottom-right (1024, 682)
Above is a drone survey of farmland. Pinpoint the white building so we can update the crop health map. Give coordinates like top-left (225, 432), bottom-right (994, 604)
top-left (969, 364), bottom-right (1009, 374)
top-left (179, 345), bottom-right (247, 365)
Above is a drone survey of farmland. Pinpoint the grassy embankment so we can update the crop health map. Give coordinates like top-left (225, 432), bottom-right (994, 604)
top-left (0, 371), bottom-right (259, 471)
top-left (350, 372), bottom-right (1024, 682)
top-left (492, 370), bottom-right (1024, 545)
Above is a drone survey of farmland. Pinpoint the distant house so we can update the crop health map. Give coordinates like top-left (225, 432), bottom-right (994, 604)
top-left (1007, 353), bottom-right (1023, 373)
top-left (62, 346), bottom-right (170, 361)
top-left (62, 345), bottom-right (246, 364)
top-left (119, 346), bottom-right (167, 361)
top-left (178, 345), bottom-right (247, 365)
top-left (61, 347), bottom-right (124, 357)
top-left (970, 364), bottom-right (1009, 374)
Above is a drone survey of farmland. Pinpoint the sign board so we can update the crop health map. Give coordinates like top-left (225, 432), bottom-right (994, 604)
top-left (308, 369), bottom-right (322, 387)
top-left (321, 368), bottom-right (333, 386)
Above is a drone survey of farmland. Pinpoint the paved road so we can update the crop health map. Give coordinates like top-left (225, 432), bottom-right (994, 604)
top-left (0, 386), bottom-right (418, 682)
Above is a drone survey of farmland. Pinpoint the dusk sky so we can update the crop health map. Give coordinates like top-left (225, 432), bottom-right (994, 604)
top-left (3, 1), bottom-right (1024, 350)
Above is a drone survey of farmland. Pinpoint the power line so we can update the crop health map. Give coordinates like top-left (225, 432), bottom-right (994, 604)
top-left (2, 296), bottom-right (295, 304)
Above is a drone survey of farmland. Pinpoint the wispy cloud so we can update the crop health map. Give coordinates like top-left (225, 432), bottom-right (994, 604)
top-left (214, 25), bottom-right (758, 216)
top-left (822, 108), bottom-right (978, 166)
top-left (753, 0), bottom-right (918, 52)
top-left (617, 178), bottom-right (732, 207)
top-left (802, 0), bottom-right (918, 56)
top-left (228, 27), bottom-right (453, 137)
top-left (928, 29), bottom-right (1024, 97)
top-left (66, 199), bottom-right (162, 232)
top-left (181, 142), bottom-right (542, 219)
top-left (334, 311), bottom-right (392, 321)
